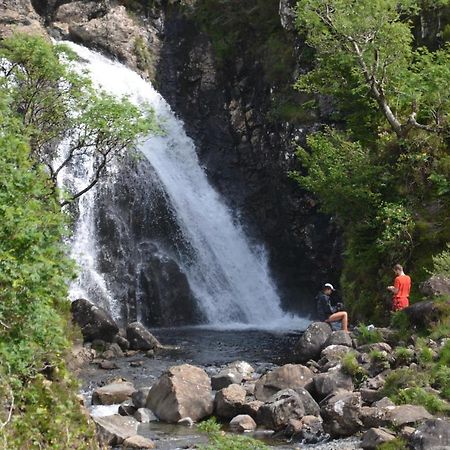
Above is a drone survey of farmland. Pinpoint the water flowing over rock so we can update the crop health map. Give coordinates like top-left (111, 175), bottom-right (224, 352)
top-left (146, 364), bottom-right (213, 423)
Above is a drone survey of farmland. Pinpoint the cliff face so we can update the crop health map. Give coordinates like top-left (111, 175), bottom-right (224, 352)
top-left (0, 0), bottom-right (342, 319)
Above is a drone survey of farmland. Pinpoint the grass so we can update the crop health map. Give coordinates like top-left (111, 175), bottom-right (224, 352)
top-left (341, 351), bottom-right (367, 386)
top-left (356, 324), bottom-right (384, 345)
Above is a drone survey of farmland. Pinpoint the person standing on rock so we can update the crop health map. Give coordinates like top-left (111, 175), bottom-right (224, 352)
top-left (316, 283), bottom-right (349, 332)
top-left (387, 263), bottom-right (411, 311)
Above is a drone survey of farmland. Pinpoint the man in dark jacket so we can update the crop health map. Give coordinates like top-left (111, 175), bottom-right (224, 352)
top-left (316, 283), bottom-right (349, 332)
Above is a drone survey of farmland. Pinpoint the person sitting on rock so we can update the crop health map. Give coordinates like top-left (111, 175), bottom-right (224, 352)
top-left (316, 283), bottom-right (349, 332)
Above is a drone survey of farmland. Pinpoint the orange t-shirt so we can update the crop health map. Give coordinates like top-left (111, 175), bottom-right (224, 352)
top-left (392, 274), bottom-right (411, 311)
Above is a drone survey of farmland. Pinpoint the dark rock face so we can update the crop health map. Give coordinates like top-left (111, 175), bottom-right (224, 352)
top-left (71, 298), bottom-right (119, 342)
top-left (126, 322), bottom-right (160, 351)
top-left (154, 5), bottom-right (342, 314)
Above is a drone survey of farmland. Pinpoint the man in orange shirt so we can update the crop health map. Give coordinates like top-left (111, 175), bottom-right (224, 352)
top-left (387, 263), bottom-right (411, 311)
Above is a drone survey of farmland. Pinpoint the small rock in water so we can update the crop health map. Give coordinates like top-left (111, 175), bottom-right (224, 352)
top-left (229, 414), bottom-right (256, 433)
top-left (123, 435), bottom-right (156, 449)
top-left (131, 388), bottom-right (151, 409)
top-left (118, 401), bottom-right (137, 417)
top-left (129, 360), bottom-right (143, 367)
top-left (99, 360), bottom-right (118, 370)
top-left (177, 417), bottom-right (194, 427)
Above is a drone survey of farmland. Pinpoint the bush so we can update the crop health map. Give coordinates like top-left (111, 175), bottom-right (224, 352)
top-left (341, 351), bottom-right (367, 386)
top-left (382, 368), bottom-right (429, 398)
top-left (392, 387), bottom-right (450, 415)
top-left (197, 418), bottom-right (268, 450)
top-left (356, 324), bottom-right (384, 345)
top-left (378, 438), bottom-right (408, 450)
top-left (393, 346), bottom-right (415, 367)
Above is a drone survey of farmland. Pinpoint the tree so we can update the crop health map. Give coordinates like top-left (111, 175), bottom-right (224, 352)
top-left (0, 34), bottom-right (161, 207)
top-left (295, 0), bottom-right (450, 138)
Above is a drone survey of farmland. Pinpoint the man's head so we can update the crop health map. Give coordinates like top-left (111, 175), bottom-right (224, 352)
top-left (323, 283), bottom-right (335, 295)
top-left (393, 264), bottom-right (404, 276)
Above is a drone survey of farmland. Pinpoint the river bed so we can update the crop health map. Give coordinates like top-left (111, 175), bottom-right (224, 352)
top-left (79, 327), bottom-right (361, 449)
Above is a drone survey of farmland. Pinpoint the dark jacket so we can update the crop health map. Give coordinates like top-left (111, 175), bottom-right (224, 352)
top-left (316, 292), bottom-right (337, 321)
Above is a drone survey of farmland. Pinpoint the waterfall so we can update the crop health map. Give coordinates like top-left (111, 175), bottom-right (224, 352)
top-left (62, 42), bottom-right (306, 328)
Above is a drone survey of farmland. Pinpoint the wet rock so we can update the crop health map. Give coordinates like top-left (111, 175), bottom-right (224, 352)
top-left (385, 405), bottom-right (433, 427)
top-left (293, 322), bottom-right (332, 363)
top-left (409, 418), bottom-right (450, 449)
top-left (229, 414), bottom-right (257, 432)
top-left (254, 364), bottom-right (313, 401)
top-left (71, 298), bottom-right (119, 343)
top-left (325, 330), bottom-right (354, 347)
top-left (99, 360), bottom-right (119, 370)
top-left (93, 414), bottom-right (138, 446)
top-left (123, 435), bottom-right (156, 449)
top-left (119, 401), bottom-right (137, 417)
top-left (134, 408), bottom-right (157, 423)
top-left (361, 428), bottom-right (396, 449)
top-left (211, 369), bottom-right (243, 390)
top-left (146, 364), bottom-right (213, 422)
top-left (320, 391), bottom-right (363, 437)
top-left (114, 335), bottom-right (130, 352)
top-left (313, 367), bottom-right (354, 399)
top-left (285, 416), bottom-right (325, 444)
top-left (214, 384), bottom-right (246, 419)
top-left (132, 388), bottom-right (151, 409)
top-left (92, 381), bottom-right (136, 405)
top-left (126, 322), bottom-right (160, 351)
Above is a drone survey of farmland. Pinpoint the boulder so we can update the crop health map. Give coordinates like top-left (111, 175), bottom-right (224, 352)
top-left (325, 330), bottom-right (353, 347)
top-left (357, 342), bottom-right (392, 354)
top-left (320, 391), bottom-right (363, 437)
top-left (385, 405), bottom-right (433, 427)
top-left (419, 275), bottom-right (450, 298)
top-left (360, 389), bottom-right (383, 404)
top-left (318, 345), bottom-right (355, 370)
top-left (227, 361), bottom-right (255, 379)
top-left (241, 400), bottom-right (264, 419)
top-left (229, 414), bottom-right (257, 433)
top-left (93, 415), bottom-right (138, 446)
top-left (146, 364), bottom-right (213, 423)
top-left (214, 384), bottom-right (246, 419)
top-left (359, 406), bottom-right (389, 429)
top-left (132, 387), bottom-right (151, 409)
top-left (118, 401), bottom-right (137, 417)
top-left (71, 298), bottom-right (119, 343)
top-left (313, 367), bottom-right (354, 399)
top-left (293, 322), bottom-right (332, 363)
top-left (92, 382), bottom-right (136, 405)
top-left (409, 418), bottom-right (450, 449)
top-left (404, 299), bottom-right (449, 329)
top-left (114, 335), bottom-right (130, 352)
top-left (134, 408), bottom-right (158, 423)
top-left (126, 322), bottom-right (160, 351)
top-left (285, 416), bottom-right (325, 444)
top-left (123, 435), bottom-right (156, 449)
top-left (99, 360), bottom-right (118, 370)
top-left (361, 428), bottom-right (396, 449)
top-left (211, 369), bottom-right (243, 391)
top-left (254, 364), bottom-right (313, 401)
top-left (257, 390), bottom-right (307, 430)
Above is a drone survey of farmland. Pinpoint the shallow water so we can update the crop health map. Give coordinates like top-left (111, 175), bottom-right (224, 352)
top-left (80, 328), bottom-right (361, 449)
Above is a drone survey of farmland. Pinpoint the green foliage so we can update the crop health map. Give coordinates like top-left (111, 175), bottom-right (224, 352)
top-left (432, 243), bottom-right (450, 276)
top-left (393, 346), bottom-right (415, 366)
top-left (378, 438), bottom-right (409, 450)
top-left (197, 418), bottom-right (268, 450)
top-left (356, 325), bottom-right (384, 345)
top-left (0, 101), bottom-right (96, 447)
top-left (293, 0), bottom-right (450, 322)
top-left (382, 367), bottom-right (429, 398)
top-left (134, 35), bottom-right (154, 77)
top-left (392, 387), bottom-right (450, 414)
top-left (341, 351), bottom-right (367, 386)
top-left (0, 34), bottom-right (160, 206)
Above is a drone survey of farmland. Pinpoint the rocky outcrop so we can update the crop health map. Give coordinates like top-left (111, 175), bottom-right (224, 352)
top-left (71, 298), bottom-right (119, 343)
top-left (214, 384), bottom-right (246, 419)
top-left (0, 0), bottom-right (46, 38)
top-left (420, 275), bottom-right (450, 298)
top-left (293, 322), bottom-right (332, 362)
top-left (146, 364), bottom-right (213, 422)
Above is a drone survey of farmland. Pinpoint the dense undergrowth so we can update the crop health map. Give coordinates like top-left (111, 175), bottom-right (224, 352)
top-left (0, 34), bottom-right (156, 448)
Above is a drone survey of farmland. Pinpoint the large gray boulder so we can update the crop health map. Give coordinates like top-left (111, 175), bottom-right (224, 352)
top-left (320, 391), bottom-right (363, 437)
top-left (126, 322), bottom-right (160, 351)
top-left (385, 405), bottom-right (433, 427)
top-left (71, 298), bottom-right (119, 343)
top-left (313, 367), bottom-right (354, 399)
top-left (325, 330), bottom-right (353, 347)
top-left (214, 384), bottom-right (246, 419)
top-left (229, 415), bottom-right (257, 433)
top-left (254, 364), bottom-right (313, 401)
top-left (146, 364), bottom-right (213, 423)
top-left (318, 345), bottom-right (355, 370)
top-left (409, 418), bottom-right (450, 449)
top-left (211, 369), bottom-right (243, 391)
top-left (294, 322), bottom-right (332, 363)
top-left (92, 382), bottom-right (136, 406)
top-left (93, 415), bottom-right (139, 446)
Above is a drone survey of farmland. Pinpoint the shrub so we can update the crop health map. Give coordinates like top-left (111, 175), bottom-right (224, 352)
top-left (392, 387), bottom-right (450, 415)
top-left (382, 368), bottom-right (429, 398)
top-left (356, 324), bottom-right (384, 345)
top-left (197, 418), bottom-right (268, 450)
top-left (393, 346), bottom-right (415, 366)
top-left (341, 351), bottom-right (367, 386)
top-left (378, 438), bottom-right (408, 450)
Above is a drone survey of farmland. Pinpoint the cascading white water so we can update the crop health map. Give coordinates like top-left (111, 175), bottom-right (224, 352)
top-left (63, 42), bottom-right (307, 328)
